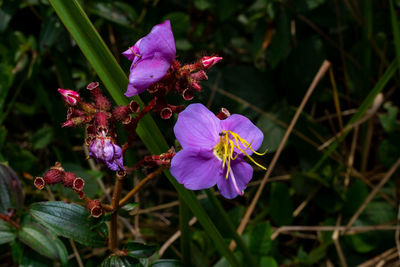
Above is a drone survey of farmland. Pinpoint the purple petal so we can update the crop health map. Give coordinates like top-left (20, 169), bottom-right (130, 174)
top-left (124, 54), bottom-right (171, 97)
top-left (170, 148), bottom-right (220, 190)
top-left (221, 114), bottom-right (264, 155)
top-left (106, 161), bottom-right (119, 171)
top-left (174, 103), bottom-right (221, 149)
top-left (139, 20), bottom-right (176, 63)
top-left (103, 139), bottom-right (115, 162)
top-left (216, 160), bottom-right (253, 199)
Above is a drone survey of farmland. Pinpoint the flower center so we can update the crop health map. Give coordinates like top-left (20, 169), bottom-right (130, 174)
top-left (213, 130), bottom-right (267, 179)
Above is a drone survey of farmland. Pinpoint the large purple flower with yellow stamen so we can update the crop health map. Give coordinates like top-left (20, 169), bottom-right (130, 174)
top-left (123, 20), bottom-right (176, 97)
top-left (170, 103), bottom-right (265, 199)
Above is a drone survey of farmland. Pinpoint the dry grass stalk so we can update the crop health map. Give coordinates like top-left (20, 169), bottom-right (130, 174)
top-left (229, 60), bottom-right (331, 250)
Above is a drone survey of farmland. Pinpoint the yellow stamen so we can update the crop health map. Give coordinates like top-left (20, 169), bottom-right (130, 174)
top-left (213, 130), bottom-right (267, 179)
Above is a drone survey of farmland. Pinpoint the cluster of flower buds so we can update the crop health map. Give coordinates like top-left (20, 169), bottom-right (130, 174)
top-left (59, 83), bottom-right (137, 171)
top-left (87, 199), bottom-right (103, 218)
top-left (133, 147), bottom-right (176, 171)
top-left (34, 162), bottom-right (85, 192)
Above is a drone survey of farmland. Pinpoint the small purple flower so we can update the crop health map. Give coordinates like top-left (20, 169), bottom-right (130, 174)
top-left (170, 103), bottom-right (266, 199)
top-left (89, 134), bottom-right (125, 171)
top-left (123, 20), bottom-right (176, 97)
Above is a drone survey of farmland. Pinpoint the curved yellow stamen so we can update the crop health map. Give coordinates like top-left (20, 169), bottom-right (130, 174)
top-left (213, 130), bottom-right (267, 179)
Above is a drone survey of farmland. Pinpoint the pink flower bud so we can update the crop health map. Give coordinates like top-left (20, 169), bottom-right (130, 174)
top-left (62, 172), bottom-right (76, 188)
top-left (190, 70), bottom-right (208, 81)
top-left (43, 169), bottom-right (64, 185)
top-left (201, 56), bottom-right (222, 69)
top-left (58, 89), bottom-right (80, 106)
top-left (191, 81), bottom-right (202, 92)
top-left (216, 108), bottom-right (231, 120)
top-left (87, 200), bottom-right (103, 218)
top-left (86, 82), bottom-right (99, 90)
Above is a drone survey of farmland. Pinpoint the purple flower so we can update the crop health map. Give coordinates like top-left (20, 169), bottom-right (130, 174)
top-left (170, 103), bottom-right (265, 199)
top-left (89, 135), bottom-right (125, 171)
top-left (123, 20), bottom-right (176, 97)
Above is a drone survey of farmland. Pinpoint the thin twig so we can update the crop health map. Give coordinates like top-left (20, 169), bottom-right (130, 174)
top-left (345, 157), bottom-right (400, 230)
top-left (332, 216), bottom-right (347, 267)
top-left (69, 239), bottom-right (84, 267)
top-left (344, 126), bottom-right (358, 188)
top-left (158, 217), bottom-right (197, 257)
top-left (271, 225), bottom-right (400, 240)
top-left (318, 93), bottom-right (384, 151)
top-left (230, 60), bottom-right (331, 250)
top-left (357, 247), bottom-right (397, 267)
top-left (396, 204), bottom-right (400, 260)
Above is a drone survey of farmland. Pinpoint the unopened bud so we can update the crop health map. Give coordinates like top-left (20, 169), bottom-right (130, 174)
top-left (216, 108), bottom-right (231, 120)
top-left (43, 169), bottom-right (64, 185)
top-left (62, 172), bottom-right (76, 188)
top-left (86, 82), bottom-right (99, 91)
top-left (191, 81), bottom-right (202, 92)
top-left (62, 116), bottom-right (88, 128)
top-left (201, 56), bottom-right (222, 69)
top-left (75, 190), bottom-right (85, 199)
top-left (87, 200), bottom-right (103, 218)
top-left (112, 106), bottom-right (131, 123)
top-left (58, 89), bottom-right (80, 106)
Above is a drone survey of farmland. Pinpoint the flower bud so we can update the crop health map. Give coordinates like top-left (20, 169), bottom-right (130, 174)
top-left (43, 169), bottom-right (64, 185)
top-left (62, 172), bottom-right (76, 188)
top-left (216, 108), bottom-right (231, 120)
top-left (87, 82), bottom-right (110, 111)
top-left (87, 200), bottom-right (103, 218)
top-left (62, 116), bottom-right (89, 128)
top-left (201, 56), bottom-right (222, 69)
top-left (191, 81), bottom-right (202, 92)
top-left (112, 106), bottom-right (131, 123)
top-left (58, 89), bottom-right (80, 106)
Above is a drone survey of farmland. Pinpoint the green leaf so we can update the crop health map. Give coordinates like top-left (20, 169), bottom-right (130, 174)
top-left (0, 219), bottom-right (16, 245)
top-left (49, 1), bottom-right (240, 265)
top-left (88, 2), bottom-right (137, 27)
top-left (151, 259), bottom-right (183, 267)
top-left (260, 256), bottom-right (278, 267)
top-left (343, 180), bottom-right (368, 216)
top-left (379, 135), bottom-right (400, 167)
top-left (29, 201), bottom-right (105, 247)
top-left (18, 223), bottom-right (68, 264)
top-left (30, 125), bottom-right (54, 150)
top-left (390, 0), bottom-right (400, 72)
top-left (257, 115), bottom-right (286, 153)
top-left (101, 255), bottom-right (141, 267)
top-left (249, 222), bottom-right (272, 256)
top-left (270, 183), bottom-right (293, 226)
top-left (194, 0), bottom-right (213, 10)
top-left (379, 102), bottom-right (399, 133)
top-left (124, 242), bottom-right (157, 258)
top-left (0, 163), bottom-right (24, 214)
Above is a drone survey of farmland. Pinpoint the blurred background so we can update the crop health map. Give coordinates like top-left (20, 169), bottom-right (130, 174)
top-left (1, 0), bottom-right (400, 266)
